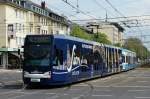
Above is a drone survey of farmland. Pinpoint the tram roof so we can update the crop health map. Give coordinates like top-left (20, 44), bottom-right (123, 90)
top-left (53, 35), bottom-right (100, 45)
top-left (26, 34), bottom-right (122, 50)
top-left (54, 35), bottom-right (122, 50)
top-left (121, 48), bottom-right (136, 54)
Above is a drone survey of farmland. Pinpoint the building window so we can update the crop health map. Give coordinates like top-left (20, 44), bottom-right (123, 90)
top-left (19, 24), bottom-right (22, 31)
top-left (29, 24), bottom-right (33, 33)
top-left (8, 24), bottom-right (14, 32)
top-left (22, 24), bottom-right (24, 33)
top-left (33, 6), bottom-right (35, 11)
top-left (0, 55), bottom-right (2, 66)
top-left (49, 13), bottom-right (52, 17)
top-left (17, 37), bottom-right (20, 45)
top-left (51, 29), bottom-right (53, 34)
top-left (45, 11), bottom-right (48, 16)
top-left (15, 23), bottom-right (18, 32)
top-left (37, 28), bottom-right (40, 34)
top-left (15, 10), bottom-right (18, 18)
top-left (21, 38), bottom-right (24, 46)
top-left (56, 31), bottom-right (59, 34)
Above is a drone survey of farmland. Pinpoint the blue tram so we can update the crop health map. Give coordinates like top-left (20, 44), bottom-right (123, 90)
top-left (121, 49), bottom-right (137, 71)
top-left (23, 35), bottom-right (138, 85)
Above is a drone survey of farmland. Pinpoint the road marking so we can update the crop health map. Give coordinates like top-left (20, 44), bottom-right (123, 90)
top-left (8, 94), bottom-right (26, 99)
top-left (94, 89), bottom-right (111, 92)
top-left (63, 93), bottom-right (69, 95)
top-left (72, 95), bottom-right (84, 99)
top-left (72, 84), bottom-right (88, 87)
top-left (114, 86), bottom-right (150, 88)
top-left (45, 93), bottom-right (56, 95)
top-left (137, 81), bottom-right (148, 83)
top-left (0, 90), bottom-right (22, 95)
top-left (69, 89), bottom-right (80, 91)
top-left (128, 77), bottom-right (150, 78)
top-left (92, 94), bottom-right (112, 97)
top-left (6, 90), bottom-right (49, 99)
top-left (49, 95), bottom-right (59, 99)
top-left (128, 90), bottom-right (145, 92)
top-left (135, 97), bottom-right (150, 99)
top-left (3, 80), bottom-right (22, 85)
top-left (93, 86), bottom-right (110, 88)
top-left (91, 80), bottom-right (99, 82)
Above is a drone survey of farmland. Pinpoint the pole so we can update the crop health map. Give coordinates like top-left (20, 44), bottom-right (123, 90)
top-left (96, 25), bottom-right (99, 42)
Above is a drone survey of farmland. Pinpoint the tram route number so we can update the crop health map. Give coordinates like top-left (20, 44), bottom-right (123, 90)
top-left (72, 71), bottom-right (79, 76)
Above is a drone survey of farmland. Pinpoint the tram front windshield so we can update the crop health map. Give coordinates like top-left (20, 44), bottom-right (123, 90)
top-left (24, 36), bottom-right (52, 67)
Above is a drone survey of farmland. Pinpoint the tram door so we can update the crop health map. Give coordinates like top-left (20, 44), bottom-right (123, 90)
top-left (69, 44), bottom-right (84, 80)
top-left (93, 45), bottom-right (104, 76)
top-left (80, 48), bottom-right (92, 79)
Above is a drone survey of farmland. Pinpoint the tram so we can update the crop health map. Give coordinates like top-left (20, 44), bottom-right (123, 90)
top-left (23, 35), bottom-right (138, 85)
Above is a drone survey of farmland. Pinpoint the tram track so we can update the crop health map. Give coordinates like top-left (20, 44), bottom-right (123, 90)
top-left (71, 82), bottom-right (94, 99)
top-left (42, 82), bottom-right (95, 99)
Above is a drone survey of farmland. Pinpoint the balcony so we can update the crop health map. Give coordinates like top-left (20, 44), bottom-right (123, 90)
top-left (8, 31), bottom-right (16, 39)
top-left (0, 0), bottom-right (27, 8)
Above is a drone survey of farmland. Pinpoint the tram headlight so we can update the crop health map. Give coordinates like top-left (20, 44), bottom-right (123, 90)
top-left (23, 71), bottom-right (29, 78)
top-left (44, 71), bottom-right (51, 79)
top-left (24, 71), bottom-right (29, 75)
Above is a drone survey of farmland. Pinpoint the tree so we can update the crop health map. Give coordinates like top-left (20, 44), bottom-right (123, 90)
top-left (70, 24), bottom-right (111, 45)
top-left (123, 38), bottom-right (150, 59)
top-left (70, 24), bottom-right (92, 40)
top-left (92, 32), bottom-right (111, 44)
top-left (114, 43), bottom-right (121, 47)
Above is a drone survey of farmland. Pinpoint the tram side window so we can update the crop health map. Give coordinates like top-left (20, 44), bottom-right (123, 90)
top-left (131, 56), bottom-right (133, 64)
top-left (126, 56), bottom-right (130, 64)
top-left (134, 57), bottom-right (136, 63)
top-left (126, 56), bottom-right (128, 63)
top-left (73, 46), bottom-right (81, 66)
top-left (122, 56), bottom-right (125, 63)
top-left (0, 56), bottom-right (1, 66)
top-left (81, 55), bottom-right (87, 72)
top-left (81, 55), bottom-right (88, 66)
top-left (93, 51), bottom-right (101, 70)
top-left (81, 52), bottom-right (93, 72)
top-left (109, 52), bottom-right (112, 65)
top-left (53, 46), bottom-right (63, 66)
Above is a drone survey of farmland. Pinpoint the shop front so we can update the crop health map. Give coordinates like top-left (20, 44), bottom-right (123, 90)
top-left (0, 48), bottom-right (23, 69)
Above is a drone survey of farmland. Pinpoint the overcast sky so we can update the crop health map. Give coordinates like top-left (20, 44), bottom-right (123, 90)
top-left (32, 0), bottom-right (150, 49)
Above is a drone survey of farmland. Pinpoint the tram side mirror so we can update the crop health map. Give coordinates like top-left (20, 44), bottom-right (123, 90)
top-left (22, 46), bottom-right (24, 48)
top-left (52, 59), bottom-right (58, 66)
top-left (18, 49), bottom-right (21, 55)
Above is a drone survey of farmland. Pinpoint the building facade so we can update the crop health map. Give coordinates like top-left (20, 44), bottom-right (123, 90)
top-left (0, 0), bottom-right (70, 68)
top-left (86, 22), bottom-right (124, 45)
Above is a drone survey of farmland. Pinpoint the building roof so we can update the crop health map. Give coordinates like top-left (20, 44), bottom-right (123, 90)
top-left (110, 22), bottom-right (125, 32)
top-left (86, 21), bottom-right (125, 32)
top-left (0, 0), bottom-right (69, 25)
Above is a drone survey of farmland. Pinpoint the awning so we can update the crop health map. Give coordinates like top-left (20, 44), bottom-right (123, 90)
top-left (0, 48), bottom-right (24, 52)
top-left (9, 52), bottom-right (20, 58)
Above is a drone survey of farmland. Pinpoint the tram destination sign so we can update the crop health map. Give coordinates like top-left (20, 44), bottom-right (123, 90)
top-left (27, 36), bottom-right (51, 44)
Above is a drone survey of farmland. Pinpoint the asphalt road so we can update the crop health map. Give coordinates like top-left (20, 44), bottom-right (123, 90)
top-left (1, 68), bottom-right (150, 99)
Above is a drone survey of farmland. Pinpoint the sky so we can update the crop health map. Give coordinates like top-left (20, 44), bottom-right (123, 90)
top-left (32, 0), bottom-right (150, 50)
